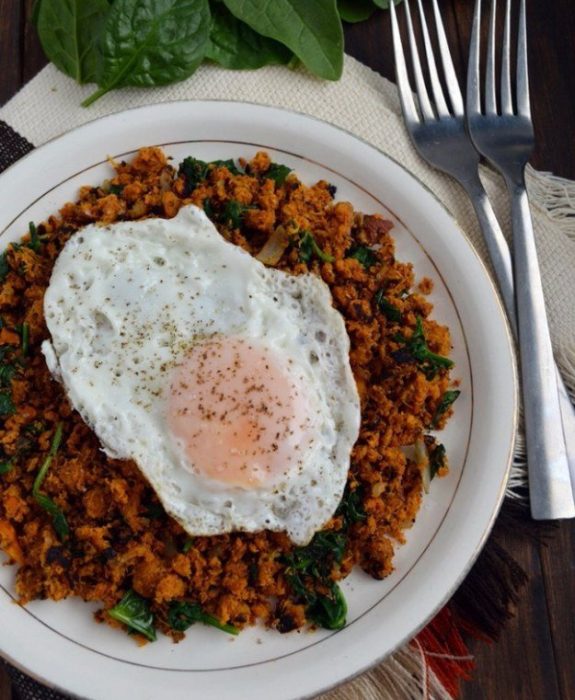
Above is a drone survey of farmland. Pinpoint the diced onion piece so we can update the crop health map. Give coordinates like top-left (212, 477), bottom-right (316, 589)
top-left (256, 226), bottom-right (290, 266)
top-left (414, 438), bottom-right (431, 494)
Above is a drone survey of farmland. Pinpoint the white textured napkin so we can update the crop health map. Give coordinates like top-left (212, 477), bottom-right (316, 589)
top-left (1, 55), bottom-right (575, 699)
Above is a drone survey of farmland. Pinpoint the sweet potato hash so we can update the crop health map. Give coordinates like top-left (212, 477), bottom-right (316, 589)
top-left (0, 148), bottom-right (458, 642)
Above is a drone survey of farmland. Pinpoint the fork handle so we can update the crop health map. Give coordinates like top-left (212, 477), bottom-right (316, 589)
top-left (464, 175), bottom-right (575, 512)
top-left (465, 177), bottom-right (516, 333)
top-left (510, 179), bottom-right (575, 519)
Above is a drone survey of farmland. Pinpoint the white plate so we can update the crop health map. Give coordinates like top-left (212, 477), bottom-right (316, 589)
top-left (0, 101), bottom-right (517, 700)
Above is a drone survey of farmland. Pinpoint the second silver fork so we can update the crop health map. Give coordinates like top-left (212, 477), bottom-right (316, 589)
top-left (467, 0), bottom-right (574, 519)
top-left (390, 0), bottom-right (575, 519)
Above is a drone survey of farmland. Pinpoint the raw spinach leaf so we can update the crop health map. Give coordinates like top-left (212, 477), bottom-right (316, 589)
top-left (207, 2), bottom-right (292, 69)
top-left (37, 0), bottom-right (111, 84)
top-left (222, 0), bottom-right (344, 80)
top-left (108, 590), bottom-right (157, 641)
top-left (83, 0), bottom-right (211, 107)
top-left (337, 0), bottom-right (376, 23)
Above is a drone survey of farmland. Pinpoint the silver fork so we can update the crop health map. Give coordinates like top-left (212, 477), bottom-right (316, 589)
top-left (467, 0), bottom-right (574, 519)
top-left (389, 0), bottom-right (575, 519)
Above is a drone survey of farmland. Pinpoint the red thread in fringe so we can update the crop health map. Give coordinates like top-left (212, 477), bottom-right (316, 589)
top-left (412, 606), bottom-right (475, 699)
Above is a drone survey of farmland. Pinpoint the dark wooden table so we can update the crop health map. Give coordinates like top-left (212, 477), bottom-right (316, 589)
top-left (1, 2), bottom-right (574, 699)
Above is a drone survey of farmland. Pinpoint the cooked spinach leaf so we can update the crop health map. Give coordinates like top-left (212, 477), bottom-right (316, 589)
top-left (33, 423), bottom-right (69, 540)
top-left (207, 2), bottom-right (292, 69)
top-left (182, 538), bottom-right (194, 553)
top-left (178, 157), bottom-right (243, 195)
top-left (335, 486), bottom-right (366, 527)
top-left (221, 200), bottom-right (250, 228)
top-left (0, 360), bottom-right (16, 388)
top-left (210, 158), bottom-right (244, 176)
top-left (37, 0), bottom-right (111, 84)
top-left (223, 0), bottom-right (344, 80)
top-left (0, 460), bottom-right (14, 476)
top-left (203, 197), bottom-right (215, 219)
top-left (82, 0), bottom-right (211, 107)
top-left (299, 231), bottom-right (334, 263)
top-left (28, 222), bottom-right (41, 253)
top-left (21, 323), bottom-right (30, 356)
top-left (265, 163), bottom-right (292, 185)
top-left (347, 244), bottom-right (377, 268)
top-left (0, 391), bottom-right (15, 417)
top-left (0, 252), bottom-right (10, 282)
top-left (168, 601), bottom-right (239, 635)
top-left (283, 530), bottom-right (347, 630)
top-left (307, 582), bottom-right (347, 629)
top-left (429, 442), bottom-right (447, 480)
top-left (430, 390), bottom-right (461, 429)
top-left (108, 590), bottom-right (157, 641)
top-left (374, 289), bottom-right (401, 322)
top-left (109, 183), bottom-right (124, 195)
top-left (143, 502), bottom-right (165, 519)
top-left (179, 156), bottom-right (210, 196)
top-left (393, 316), bottom-right (454, 379)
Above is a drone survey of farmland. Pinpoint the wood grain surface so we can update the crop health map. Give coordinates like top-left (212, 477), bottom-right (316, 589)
top-left (1, 2), bottom-right (574, 699)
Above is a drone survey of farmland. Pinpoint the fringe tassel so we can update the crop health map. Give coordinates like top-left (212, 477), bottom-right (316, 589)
top-left (527, 166), bottom-right (575, 240)
top-left (449, 538), bottom-right (527, 642)
top-left (412, 607), bottom-right (474, 699)
top-left (323, 643), bottom-right (454, 700)
top-left (507, 431), bottom-right (528, 499)
top-left (556, 344), bottom-right (575, 401)
top-left (449, 497), bottom-right (555, 645)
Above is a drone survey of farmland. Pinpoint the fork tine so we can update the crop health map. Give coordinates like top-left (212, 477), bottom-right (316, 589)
top-left (430, 0), bottom-right (464, 116)
top-left (415, 0), bottom-right (450, 118)
top-left (467, 0), bottom-right (482, 115)
top-left (516, 0), bottom-right (531, 117)
top-left (403, 0), bottom-right (435, 121)
top-left (485, 0), bottom-right (498, 115)
top-left (389, 0), bottom-right (421, 125)
top-left (500, 0), bottom-right (513, 114)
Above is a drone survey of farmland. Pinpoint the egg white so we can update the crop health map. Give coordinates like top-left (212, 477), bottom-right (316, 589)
top-left (42, 205), bottom-right (360, 545)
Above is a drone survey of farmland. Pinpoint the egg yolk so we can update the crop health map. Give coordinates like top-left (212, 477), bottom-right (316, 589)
top-left (167, 336), bottom-right (314, 488)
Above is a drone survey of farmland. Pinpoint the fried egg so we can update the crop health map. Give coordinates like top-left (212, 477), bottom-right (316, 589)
top-left (42, 205), bottom-right (360, 545)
